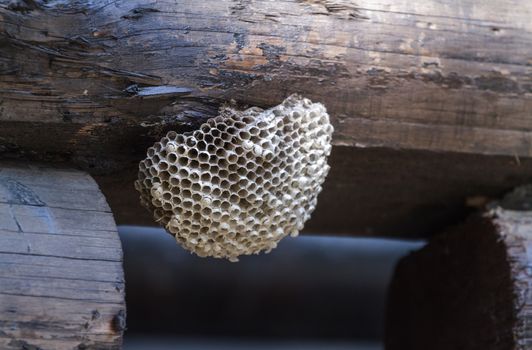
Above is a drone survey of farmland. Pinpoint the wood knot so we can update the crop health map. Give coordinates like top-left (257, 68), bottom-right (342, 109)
top-left (111, 310), bottom-right (126, 333)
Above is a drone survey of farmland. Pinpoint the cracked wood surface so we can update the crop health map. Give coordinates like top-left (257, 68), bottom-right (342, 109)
top-left (0, 0), bottom-right (531, 170)
top-left (0, 161), bottom-right (125, 350)
top-left (0, 0), bottom-right (531, 238)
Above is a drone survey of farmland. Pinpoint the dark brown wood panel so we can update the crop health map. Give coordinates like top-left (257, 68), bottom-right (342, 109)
top-left (386, 187), bottom-right (532, 349)
top-left (98, 146), bottom-right (532, 238)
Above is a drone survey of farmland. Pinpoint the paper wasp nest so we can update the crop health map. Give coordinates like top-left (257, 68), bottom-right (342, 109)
top-left (135, 94), bottom-right (333, 261)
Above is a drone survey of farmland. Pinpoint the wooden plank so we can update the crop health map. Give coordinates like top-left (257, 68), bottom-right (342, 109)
top-left (0, 162), bottom-right (125, 350)
top-left (385, 186), bottom-right (532, 349)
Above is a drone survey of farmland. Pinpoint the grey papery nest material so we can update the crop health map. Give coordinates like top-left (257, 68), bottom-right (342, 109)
top-left (135, 94), bottom-right (334, 261)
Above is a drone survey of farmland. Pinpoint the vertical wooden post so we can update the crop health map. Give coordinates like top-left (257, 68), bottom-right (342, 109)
top-left (0, 162), bottom-right (125, 350)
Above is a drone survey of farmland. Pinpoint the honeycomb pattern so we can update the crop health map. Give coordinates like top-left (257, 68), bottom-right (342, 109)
top-left (135, 94), bottom-right (333, 261)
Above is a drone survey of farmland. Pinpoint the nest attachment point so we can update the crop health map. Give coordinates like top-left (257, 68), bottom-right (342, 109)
top-left (135, 94), bottom-right (334, 261)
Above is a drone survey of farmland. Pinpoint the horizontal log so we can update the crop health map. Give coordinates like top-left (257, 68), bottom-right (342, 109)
top-left (98, 146), bottom-right (532, 238)
top-left (0, 161), bottom-right (125, 350)
top-left (120, 226), bottom-right (423, 340)
top-left (0, 0), bottom-right (531, 172)
top-left (1, 0), bottom-right (531, 238)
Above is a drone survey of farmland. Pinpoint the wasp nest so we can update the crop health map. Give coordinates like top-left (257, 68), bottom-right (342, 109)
top-left (135, 94), bottom-right (333, 261)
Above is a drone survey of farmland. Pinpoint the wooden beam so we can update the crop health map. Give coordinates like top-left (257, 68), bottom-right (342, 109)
top-left (0, 0), bottom-right (531, 172)
top-left (0, 161), bottom-right (125, 350)
top-left (385, 186), bottom-right (532, 349)
top-left (97, 146), bottom-right (532, 238)
top-left (1, 0), bottom-right (531, 238)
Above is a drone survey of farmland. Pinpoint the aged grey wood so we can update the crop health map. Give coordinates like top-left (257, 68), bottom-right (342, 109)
top-left (386, 186), bottom-right (532, 349)
top-left (0, 162), bottom-right (125, 350)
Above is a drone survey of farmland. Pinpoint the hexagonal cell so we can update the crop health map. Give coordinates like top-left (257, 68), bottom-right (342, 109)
top-left (135, 94), bottom-right (333, 261)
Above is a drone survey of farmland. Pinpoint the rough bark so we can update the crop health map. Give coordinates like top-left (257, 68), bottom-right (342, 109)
top-left (0, 161), bottom-right (125, 350)
top-left (1, 0), bottom-right (531, 167)
top-left (1, 0), bottom-right (532, 237)
top-left (385, 187), bottom-right (532, 349)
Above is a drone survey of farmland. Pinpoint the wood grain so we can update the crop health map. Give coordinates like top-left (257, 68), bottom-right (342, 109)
top-left (1, 0), bottom-right (531, 238)
top-left (0, 162), bottom-right (125, 350)
top-left (0, 0), bottom-right (531, 172)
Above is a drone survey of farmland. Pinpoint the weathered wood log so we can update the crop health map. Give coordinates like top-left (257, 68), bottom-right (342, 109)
top-left (0, 162), bottom-right (125, 350)
top-left (385, 186), bottom-right (532, 350)
top-left (2, 0), bottom-right (531, 163)
top-left (1, 0), bottom-right (531, 237)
